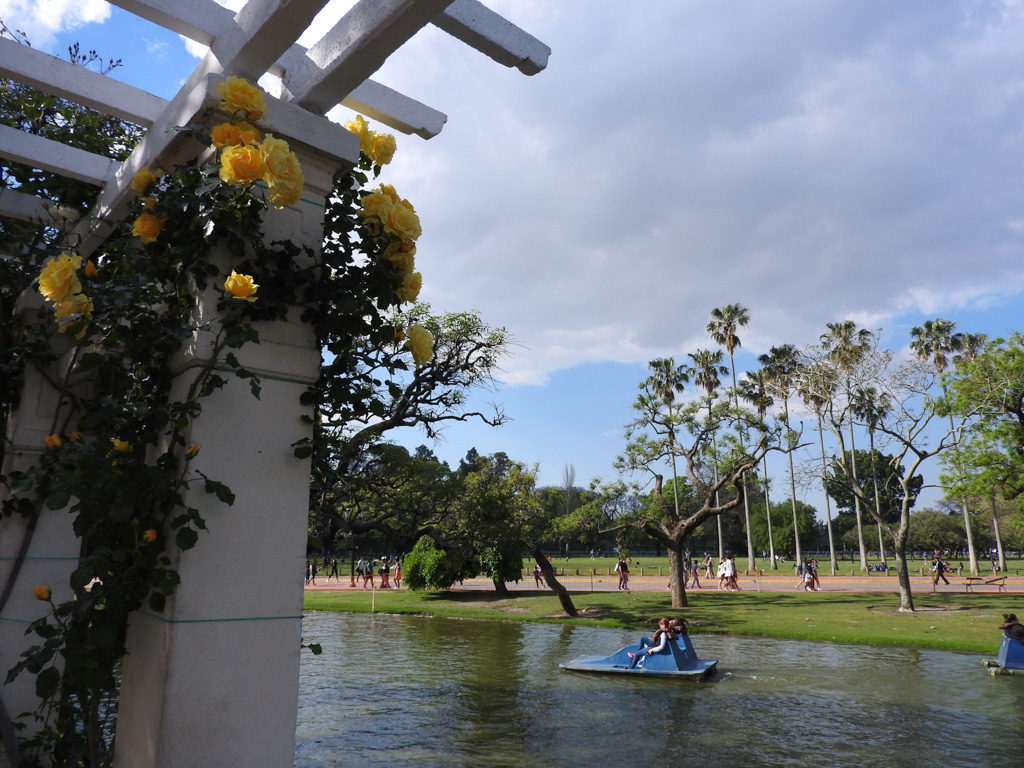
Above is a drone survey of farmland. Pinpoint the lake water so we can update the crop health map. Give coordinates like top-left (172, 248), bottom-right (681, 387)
top-left (295, 611), bottom-right (1024, 768)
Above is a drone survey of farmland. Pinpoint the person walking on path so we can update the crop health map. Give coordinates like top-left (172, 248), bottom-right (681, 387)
top-left (931, 552), bottom-right (950, 591)
top-left (616, 557), bottom-right (630, 591)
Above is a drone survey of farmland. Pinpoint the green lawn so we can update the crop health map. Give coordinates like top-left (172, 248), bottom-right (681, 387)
top-left (303, 587), bottom-right (1022, 656)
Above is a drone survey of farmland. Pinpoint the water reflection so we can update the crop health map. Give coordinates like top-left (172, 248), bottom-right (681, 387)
top-left (296, 612), bottom-right (1023, 768)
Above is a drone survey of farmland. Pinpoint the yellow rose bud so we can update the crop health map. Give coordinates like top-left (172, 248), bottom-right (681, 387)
top-left (186, 443), bottom-right (200, 459)
top-left (44, 434), bottom-right (62, 449)
top-left (217, 76), bottom-right (265, 120)
top-left (71, 432), bottom-right (82, 441)
top-left (396, 270), bottom-right (422, 304)
top-left (38, 253), bottom-right (82, 304)
top-left (224, 271), bottom-right (259, 302)
top-left (110, 438), bottom-right (132, 453)
top-left (84, 259), bottom-right (98, 277)
top-left (132, 212), bottom-right (165, 244)
top-left (219, 144), bottom-right (265, 186)
top-left (130, 166), bottom-right (157, 194)
top-left (33, 585), bottom-right (52, 601)
top-left (142, 529), bottom-right (157, 543)
top-left (405, 324), bottom-right (433, 367)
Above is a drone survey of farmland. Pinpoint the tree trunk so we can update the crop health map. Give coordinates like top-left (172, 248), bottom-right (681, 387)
top-left (992, 492), bottom-right (1006, 573)
top-left (818, 413), bottom-right (838, 575)
top-left (893, 504), bottom-right (915, 611)
top-left (848, 421), bottom-right (868, 571)
top-left (960, 502), bottom-right (979, 575)
top-left (528, 544), bottom-right (577, 617)
top-left (491, 579), bottom-right (509, 595)
top-left (666, 543), bottom-right (688, 608)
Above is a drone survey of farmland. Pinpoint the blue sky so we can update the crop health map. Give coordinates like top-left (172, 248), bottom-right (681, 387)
top-left (6, 0), bottom-right (1024, 514)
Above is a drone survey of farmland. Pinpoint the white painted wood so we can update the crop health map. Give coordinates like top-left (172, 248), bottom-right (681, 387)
top-left (0, 37), bottom-right (165, 126)
top-left (0, 188), bottom-right (50, 223)
top-left (109, 0), bottom-right (449, 135)
top-left (0, 125), bottom-right (114, 185)
top-left (210, 0), bottom-right (331, 80)
top-left (434, 0), bottom-right (550, 75)
top-left (281, 0), bottom-right (457, 115)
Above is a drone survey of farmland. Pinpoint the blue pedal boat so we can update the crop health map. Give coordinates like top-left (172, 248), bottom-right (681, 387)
top-left (559, 634), bottom-right (718, 680)
top-left (983, 636), bottom-right (1024, 676)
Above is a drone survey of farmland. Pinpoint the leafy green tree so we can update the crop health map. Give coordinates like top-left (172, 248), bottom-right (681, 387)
top-left (402, 535), bottom-right (470, 590)
top-left (825, 449), bottom-right (922, 530)
top-left (749, 499), bottom-right (821, 558)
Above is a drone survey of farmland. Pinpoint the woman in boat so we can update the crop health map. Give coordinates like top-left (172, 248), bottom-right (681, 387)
top-left (999, 613), bottom-right (1024, 642)
top-left (626, 618), bottom-right (675, 669)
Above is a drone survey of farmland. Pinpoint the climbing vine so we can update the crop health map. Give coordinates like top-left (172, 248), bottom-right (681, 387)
top-left (0, 71), bottom-right (429, 766)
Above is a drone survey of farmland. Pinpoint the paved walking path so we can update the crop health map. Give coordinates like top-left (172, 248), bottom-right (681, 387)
top-left (305, 571), bottom-right (1023, 595)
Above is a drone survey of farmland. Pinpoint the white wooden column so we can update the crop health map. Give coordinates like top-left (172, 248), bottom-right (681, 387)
top-left (0, 298), bottom-right (82, 768)
top-left (112, 141), bottom-right (354, 768)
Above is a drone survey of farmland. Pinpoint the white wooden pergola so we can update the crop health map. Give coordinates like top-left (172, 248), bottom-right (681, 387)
top-left (0, 3), bottom-right (548, 766)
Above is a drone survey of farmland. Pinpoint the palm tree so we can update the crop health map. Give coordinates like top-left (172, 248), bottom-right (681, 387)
top-left (799, 363), bottom-right (839, 574)
top-left (645, 358), bottom-right (689, 522)
top-left (910, 319), bottom-right (978, 574)
top-left (687, 348), bottom-right (730, 558)
top-left (759, 344), bottom-right (805, 565)
top-left (820, 321), bottom-right (874, 571)
top-left (739, 369), bottom-right (776, 568)
top-left (707, 303), bottom-right (754, 569)
top-left (852, 386), bottom-right (891, 566)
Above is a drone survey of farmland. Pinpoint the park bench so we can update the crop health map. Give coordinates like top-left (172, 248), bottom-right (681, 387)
top-left (986, 576), bottom-right (1008, 592)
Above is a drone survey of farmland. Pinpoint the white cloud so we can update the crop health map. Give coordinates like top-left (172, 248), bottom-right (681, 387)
top-left (0, 0), bottom-right (109, 49)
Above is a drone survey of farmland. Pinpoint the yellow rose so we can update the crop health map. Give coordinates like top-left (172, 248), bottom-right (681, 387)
top-left (132, 212), bottom-right (165, 244)
top-left (130, 166), bottom-right (160, 194)
top-left (33, 585), bottom-right (52, 601)
top-left (405, 324), bottom-right (433, 367)
top-left (217, 76), bottom-right (265, 120)
top-left (38, 253), bottom-right (82, 303)
top-left (142, 529), bottom-right (157, 543)
top-left (378, 184), bottom-right (401, 204)
top-left (140, 197), bottom-right (157, 209)
top-left (345, 115), bottom-right (369, 142)
top-left (212, 122), bottom-right (260, 148)
top-left (381, 199), bottom-right (422, 242)
top-left (54, 293), bottom-right (93, 332)
top-left (382, 241), bottom-right (415, 273)
top-left (44, 434), bottom-right (62, 449)
top-left (224, 270), bottom-right (259, 301)
top-left (396, 270), bottom-right (422, 304)
top-left (370, 132), bottom-right (397, 165)
top-left (358, 190), bottom-right (393, 222)
top-left (110, 438), bottom-right (132, 453)
top-left (261, 135), bottom-right (304, 208)
top-left (219, 144), bottom-right (266, 186)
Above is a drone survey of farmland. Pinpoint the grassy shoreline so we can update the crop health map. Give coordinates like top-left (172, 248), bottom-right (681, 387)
top-left (304, 588), bottom-right (1022, 656)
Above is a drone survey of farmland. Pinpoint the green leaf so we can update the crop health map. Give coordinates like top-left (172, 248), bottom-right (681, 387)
top-left (148, 592), bottom-right (166, 612)
top-left (35, 666), bottom-right (60, 700)
top-left (45, 489), bottom-right (71, 510)
top-left (175, 527), bottom-right (199, 551)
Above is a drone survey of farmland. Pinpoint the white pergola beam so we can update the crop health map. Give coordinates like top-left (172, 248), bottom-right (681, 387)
top-left (434, 0), bottom-right (550, 75)
top-left (0, 125), bottom-right (115, 186)
top-left (210, 0), bottom-right (332, 81)
top-left (0, 37), bottom-right (165, 126)
top-left (281, 0), bottom-right (457, 115)
top-left (0, 188), bottom-right (51, 223)
top-left (109, 0), bottom-right (447, 137)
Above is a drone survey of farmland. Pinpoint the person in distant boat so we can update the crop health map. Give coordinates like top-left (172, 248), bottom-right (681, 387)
top-left (999, 613), bottom-right (1024, 642)
top-left (626, 618), bottom-right (675, 668)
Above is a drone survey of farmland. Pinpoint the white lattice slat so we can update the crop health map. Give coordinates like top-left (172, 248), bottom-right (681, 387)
top-left (0, 37), bottom-right (165, 126)
top-left (0, 124), bottom-right (115, 185)
top-left (435, 0), bottom-right (550, 75)
top-left (0, 187), bottom-right (51, 222)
